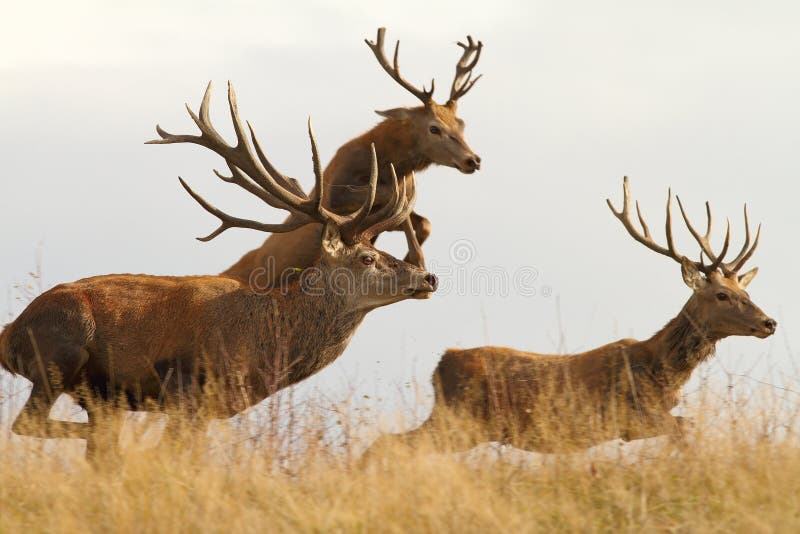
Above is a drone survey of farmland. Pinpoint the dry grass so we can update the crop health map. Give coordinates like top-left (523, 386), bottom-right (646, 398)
top-left (2, 382), bottom-right (800, 534)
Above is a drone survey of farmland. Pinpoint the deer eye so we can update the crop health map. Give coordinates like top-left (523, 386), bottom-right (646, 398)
top-left (429, 125), bottom-right (442, 135)
top-left (361, 255), bottom-right (376, 266)
top-left (716, 292), bottom-right (729, 301)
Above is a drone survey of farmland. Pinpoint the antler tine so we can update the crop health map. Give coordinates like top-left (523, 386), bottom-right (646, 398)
top-left (730, 222), bottom-right (761, 273)
top-left (675, 196), bottom-right (731, 272)
top-left (336, 144), bottom-right (379, 241)
top-left (307, 124), bottom-right (381, 243)
top-left (198, 80), bottom-right (213, 127)
top-left (366, 27), bottom-right (435, 105)
top-left (721, 204), bottom-right (758, 274)
top-left (706, 220), bottom-right (732, 273)
top-left (358, 163), bottom-right (403, 231)
top-left (306, 118), bottom-right (326, 217)
top-left (225, 81), bottom-right (249, 149)
top-left (247, 121), bottom-right (307, 199)
top-left (634, 201), bottom-right (651, 238)
top-left (225, 83), bottom-right (308, 208)
top-left (211, 164), bottom-right (297, 213)
top-left (359, 169), bottom-right (416, 242)
top-left (448, 34), bottom-right (483, 104)
top-left (178, 178), bottom-right (310, 242)
top-left (147, 82), bottom-right (222, 147)
top-left (607, 177), bottom-right (684, 264)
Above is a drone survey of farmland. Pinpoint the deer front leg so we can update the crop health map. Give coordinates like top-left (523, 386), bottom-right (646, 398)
top-left (622, 412), bottom-right (692, 443)
top-left (408, 211), bottom-right (431, 244)
top-left (402, 212), bottom-right (430, 267)
top-left (11, 384), bottom-right (90, 441)
top-left (368, 211), bottom-right (429, 267)
top-left (669, 415), bottom-right (693, 448)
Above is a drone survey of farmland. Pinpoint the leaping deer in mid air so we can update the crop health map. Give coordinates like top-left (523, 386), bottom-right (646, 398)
top-left (173, 27), bottom-right (482, 283)
top-left (365, 177), bottom-right (776, 458)
top-left (0, 83), bottom-right (438, 459)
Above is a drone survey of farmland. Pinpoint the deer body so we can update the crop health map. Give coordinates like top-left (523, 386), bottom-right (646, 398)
top-left (365, 178), bottom-right (776, 458)
top-left (223, 119), bottom-right (430, 283)
top-left (2, 87), bottom-right (438, 458)
top-left (221, 28), bottom-right (482, 283)
top-left (1, 268), bottom-right (393, 419)
top-left (397, 310), bottom-right (717, 454)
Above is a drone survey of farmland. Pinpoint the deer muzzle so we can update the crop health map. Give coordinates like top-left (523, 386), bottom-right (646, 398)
top-left (758, 317), bottom-right (777, 338)
top-left (459, 154), bottom-right (481, 174)
top-left (404, 271), bottom-right (438, 299)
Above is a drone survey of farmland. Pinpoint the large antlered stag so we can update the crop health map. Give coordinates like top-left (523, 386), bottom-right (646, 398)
top-left (198, 27), bottom-right (483, 283)
top-left (0, 84), bottom-right (438, 458)
top-left (366, 178), bottom-right (776, 457)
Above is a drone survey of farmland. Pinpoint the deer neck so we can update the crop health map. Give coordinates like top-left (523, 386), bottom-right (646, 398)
top-left (370, 119), bottom-right (433, 178)
top-left (264, 277), bottom-right (367, 386)
top-left (641, 303), bottom-right (719, 389)
top-left (321, 119), bottom-right (431, 215)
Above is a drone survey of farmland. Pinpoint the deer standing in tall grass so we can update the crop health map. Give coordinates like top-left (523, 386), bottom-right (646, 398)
top-left (189, 27), bottom-right (482, 283)
top-left (0, 84), bottom-right (438, 458)
top-left (366, 178), bottom-right (776, 457)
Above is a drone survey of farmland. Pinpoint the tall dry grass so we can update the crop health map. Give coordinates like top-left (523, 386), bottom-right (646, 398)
top-left (2, 377), bottom-right (800, 533)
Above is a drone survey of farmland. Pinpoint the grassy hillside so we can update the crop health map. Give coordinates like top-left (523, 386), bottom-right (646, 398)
top-left (2, 385), bottom-right (799, 533)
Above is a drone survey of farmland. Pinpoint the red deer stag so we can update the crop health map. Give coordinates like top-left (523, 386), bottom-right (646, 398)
top-left (365, 177), bottom-right (775, 458)
top-left (181, 27), bottom-right (481, 283)
top-left (0, 84), bottom-right (437, 458)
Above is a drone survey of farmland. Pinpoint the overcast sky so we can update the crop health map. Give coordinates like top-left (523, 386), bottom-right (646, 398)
top-left (2, 1), bottom-right (799, 439)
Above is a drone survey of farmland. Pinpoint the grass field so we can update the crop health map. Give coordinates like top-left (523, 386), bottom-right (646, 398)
top-left (2, 377), bottom-right (800, 533)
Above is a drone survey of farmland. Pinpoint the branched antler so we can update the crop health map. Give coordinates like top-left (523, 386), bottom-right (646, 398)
top-left (607, 177), bottom-right (760, 276)
top-left (365, 27), bottom-right (483, 107)
top-left (365, 28), bottom-right (435, 105)
top-left (148, 82), bottom-right (415, 245)
top-left (448, 35), bottom-right (483, 105)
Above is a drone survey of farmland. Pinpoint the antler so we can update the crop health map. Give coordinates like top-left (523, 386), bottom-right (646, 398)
top-left (358, 165), bottom-right (417, 243)
top-left (448, 35), bottom-right (483, 105)
top-left (365, 27), bottom-right (435, 105)
top-left (721, 205), bottom-right (762, 274)
top-left (147, 82), bottom-right (385, 245)
top-left (607, 177), bottom-right (759, 276)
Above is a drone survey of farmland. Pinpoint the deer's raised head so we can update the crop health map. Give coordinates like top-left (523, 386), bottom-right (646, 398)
top-left (311, 154), bottom-right (439, 310)
top-left (608, 177), bottom-right (776, 340)
top-left (366, 27), bottom-right (482, 174)
top-left (148, 82), bottom-right (438, 309)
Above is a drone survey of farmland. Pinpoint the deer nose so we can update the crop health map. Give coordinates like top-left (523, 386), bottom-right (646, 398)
top-left (465, 155), bottom-right (481, 170)
top-left (424, 272), bottom-right (438, 291)
top-left (764, 318), bottom-right (777, 332)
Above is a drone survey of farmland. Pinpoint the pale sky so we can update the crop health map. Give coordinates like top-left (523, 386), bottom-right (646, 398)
top-left (2, 1), bottom-right (799, 443)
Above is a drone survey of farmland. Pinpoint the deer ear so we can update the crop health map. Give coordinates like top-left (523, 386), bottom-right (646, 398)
top-left (321, 223), bottom-right (345, 257)
top-left (681, 258), bottom-right (705, 291)
top-left (375, 107), bottom-right (413, 120)
top-left (737, 267), bottom-right (759, 288)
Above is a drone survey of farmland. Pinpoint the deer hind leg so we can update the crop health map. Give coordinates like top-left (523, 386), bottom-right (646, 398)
top-left (11, 381), bottom-right (90, 441)
top-left (622, 412), bottom-right (692, 445)
top-left (83, 404), bottom-right (126, 465)
top-left (361, 406), bottom-right (483, 465)
top-left (11, 343), bottom-right (91, 441)
top-left (401, 212), bottom-right (431, 266)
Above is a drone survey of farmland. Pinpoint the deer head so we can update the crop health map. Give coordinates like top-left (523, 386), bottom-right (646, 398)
top-left (608, 177), bottom-right (776, 340)
top-left (365, 27), bottom-right (482, 174)
top-left (148, 82), bottom-right (438, 309)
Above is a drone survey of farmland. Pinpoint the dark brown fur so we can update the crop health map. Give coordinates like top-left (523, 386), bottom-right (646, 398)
top-left (1, 239), bottom-right (436, 457)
